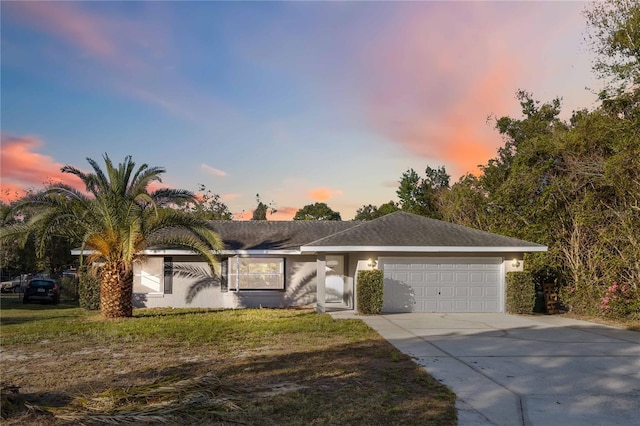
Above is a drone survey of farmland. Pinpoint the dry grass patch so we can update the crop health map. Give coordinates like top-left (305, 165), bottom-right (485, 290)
top-left (0, 299), bottom-right (456, 425)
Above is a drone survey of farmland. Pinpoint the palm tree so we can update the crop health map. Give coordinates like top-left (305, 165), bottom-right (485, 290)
top-left (0, 154), bottom-right (223, 318)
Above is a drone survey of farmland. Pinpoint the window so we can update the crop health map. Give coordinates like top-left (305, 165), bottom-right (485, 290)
top-left (133, 257), bottom-right (173, 294)
top-left (222, 257), bottom-right (285, 291)
top-left (133, 257), bottom-right (163, 293)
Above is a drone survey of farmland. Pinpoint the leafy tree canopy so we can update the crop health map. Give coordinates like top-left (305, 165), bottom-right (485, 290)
top-left (584, 0), bottom-right (640, 95)
top-left (396, 166), bottom-right (450, 219)
top-left (354, 201), bottom-right (399, 221)
top-left (176, 184), bottom-right (232, 220)
top-left (293, 202), bottom-right (342, 221)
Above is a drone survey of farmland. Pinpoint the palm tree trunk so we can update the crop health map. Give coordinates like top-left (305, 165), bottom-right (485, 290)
top-left (100, 260), bottom-right (134, 318)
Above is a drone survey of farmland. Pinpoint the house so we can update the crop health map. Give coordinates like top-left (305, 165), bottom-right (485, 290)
top-left (128, 212), bottom-right (546, 313)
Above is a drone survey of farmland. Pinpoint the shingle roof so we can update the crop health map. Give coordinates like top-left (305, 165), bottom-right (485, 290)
top-left (302, 211), bottom-right (546, 250)
top-left (203, 212), bottom-right (545, 253)
top-left (208, 220), bottom-right (358, 251)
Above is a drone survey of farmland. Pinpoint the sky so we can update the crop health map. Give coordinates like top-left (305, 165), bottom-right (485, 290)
top-left (1, 1), bottom-right (601, 220)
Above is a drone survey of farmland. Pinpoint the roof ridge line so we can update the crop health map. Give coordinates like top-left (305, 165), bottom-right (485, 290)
top-left (302, 219), bottom-right (366, 246)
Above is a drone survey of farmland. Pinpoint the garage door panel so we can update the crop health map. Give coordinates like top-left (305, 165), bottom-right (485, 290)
top-left (469, 272), bottom-right (484, 282)
top-left (455, 272), bottom-right (470, 282)
top-left (469, 287), bottom-right (484, 297)
top-left (410, 272), bottom-right (424, 282)
top-left (394, 272), bottom-right (409, 282)
top-left (455, 300), bottom-right (470, 311)
top-left (485, 286), bottom-right (498, 297)
top-left (381, 258), bottom-right (502, 313)
top-left (413, 286), bottom-right (427, 298)
top-left (469, 300), bottom-right (485, 311)
top-left (425, 287), bottom-right (439, 297)
top-left (440, 286), bottom-right (454, 297)
top-left (441, 272), bottom-right (455, 282)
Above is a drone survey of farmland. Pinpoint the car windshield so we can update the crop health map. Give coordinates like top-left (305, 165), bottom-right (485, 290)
top-left (30, 280), bottom-right (54, 288)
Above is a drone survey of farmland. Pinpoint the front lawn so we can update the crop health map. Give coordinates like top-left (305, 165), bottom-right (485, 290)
top-left (0, 298), bottom-right (456, 425)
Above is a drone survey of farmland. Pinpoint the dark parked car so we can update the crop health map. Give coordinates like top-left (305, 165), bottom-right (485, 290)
top-left (23, 278), bottom-right (59, 304)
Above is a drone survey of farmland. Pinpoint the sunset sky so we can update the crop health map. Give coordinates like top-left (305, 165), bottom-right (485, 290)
top-left (1, 1), bottom-right (601, 220)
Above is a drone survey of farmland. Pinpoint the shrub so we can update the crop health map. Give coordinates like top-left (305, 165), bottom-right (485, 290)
top-left (506, 271), bottom-right (535, 314)
top-left (59, 276), bottom-right (79, 300)
top-left (78, 266), bottom-right (101, 310)
top-left (357, 270), bottom-right (384, 315)
top-left (558, 282), bottom-right (602, 317)
top-left (600, 282), bottom-right (640, 320)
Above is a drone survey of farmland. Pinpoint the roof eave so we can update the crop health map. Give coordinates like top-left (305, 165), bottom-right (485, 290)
top-left (300, 245), bottom-right (548, 253)
top-left (71, 248), bottom-right (303, 256)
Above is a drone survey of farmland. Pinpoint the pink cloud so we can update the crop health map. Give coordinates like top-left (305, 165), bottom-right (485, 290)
top-left (0, 135), bottom-right (172, 203)
top-left (309, 188), bottom-right (343, 202)
top-left (356, 3), bottom-right (549, 177)
top-left (0, 135), bottom-right (85, 202)
top-left (7, 2), bottom-right (124, 66)
top-left (233, 206), bottom-right (298, 221)
top-left (222, 193), bottom-right (240, 201)
top-left (270, 206), bottom-right (298, 221)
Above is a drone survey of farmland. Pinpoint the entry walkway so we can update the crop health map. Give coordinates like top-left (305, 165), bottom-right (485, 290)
top-left (330, 312), bottom-right (640, 426)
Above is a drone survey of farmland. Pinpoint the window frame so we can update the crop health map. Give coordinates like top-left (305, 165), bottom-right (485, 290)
top-left (133, 257), bottom-right (164, 294)
top-left (222, 256), bottom-right (285, 292)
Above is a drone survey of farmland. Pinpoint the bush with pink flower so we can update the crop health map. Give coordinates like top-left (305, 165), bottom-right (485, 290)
top-left (600, 281), bottom-right (640, 320)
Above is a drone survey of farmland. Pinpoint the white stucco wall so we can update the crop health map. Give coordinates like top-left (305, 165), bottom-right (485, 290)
top-left (133, 255), bottom-right (320, 309)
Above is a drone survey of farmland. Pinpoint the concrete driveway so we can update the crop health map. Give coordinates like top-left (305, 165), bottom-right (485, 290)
top-left (330, 312), bottom-right (640, 426)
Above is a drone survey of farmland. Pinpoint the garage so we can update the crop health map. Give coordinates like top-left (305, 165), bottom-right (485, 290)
top-left (381, 258), bottom-right (503, 313)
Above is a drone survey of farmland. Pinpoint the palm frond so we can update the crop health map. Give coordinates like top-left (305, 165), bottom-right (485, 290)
top-left (47, 373), bottom-right (241, 424)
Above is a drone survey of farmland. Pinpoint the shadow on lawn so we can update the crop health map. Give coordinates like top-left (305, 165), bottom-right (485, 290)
top-left (6, 338), bottom-right (456, 425)
top-left (0, 298), bottom-right (81, 326)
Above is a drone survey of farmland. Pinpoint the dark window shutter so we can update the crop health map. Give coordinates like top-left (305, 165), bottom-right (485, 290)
top-left (221, 259), bottom-right (228, 292)
top-left (163, 257), bottom-right (173, 294)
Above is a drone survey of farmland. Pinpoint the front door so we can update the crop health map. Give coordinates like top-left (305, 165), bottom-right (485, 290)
top-left (325, 255), bottom-right (345, 303)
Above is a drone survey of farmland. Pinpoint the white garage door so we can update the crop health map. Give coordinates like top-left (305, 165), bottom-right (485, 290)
top-left (381, 258), bottom-right (503, 313)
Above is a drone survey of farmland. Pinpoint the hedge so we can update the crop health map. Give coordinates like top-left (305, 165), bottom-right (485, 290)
top-left (505, 271), bottom-right (535, 314)
top-left (78, 266), bottom-right (101, 310)
top-left (357, 269), bottom-right (384, 315)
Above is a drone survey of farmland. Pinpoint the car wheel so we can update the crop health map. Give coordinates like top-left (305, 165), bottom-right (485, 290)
top-left (53, 297), bottom-right (60, 305)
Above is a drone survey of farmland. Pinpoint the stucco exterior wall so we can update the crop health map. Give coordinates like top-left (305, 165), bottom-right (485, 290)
top-left (133, 255), bottom-right (319, 309)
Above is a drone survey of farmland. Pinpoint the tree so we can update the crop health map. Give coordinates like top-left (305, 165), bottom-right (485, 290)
top-left (440, 174), bottom-right (488, 231)
top-left (0, 154), bottom-right (223, 318)
top-left (293, 202), bottom-right (342, 221)
top-left (353, 201), bottom-right (399, 221)
top-left (584, 0), bottom-right (640, 95)
top-left (177, 184), bottom-right (232, 220)
top-left (455, 88), bottom-right (640, 316)
top-left (0, 198), bottom-right (74, 278)
top-left (251, 193), bottom-right (277, 220)
top-left (396, 166), bottom-right (450, 219)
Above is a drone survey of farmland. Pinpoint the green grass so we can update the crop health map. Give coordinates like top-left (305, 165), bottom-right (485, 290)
top-left (0, 298), bottom-right (457, 425)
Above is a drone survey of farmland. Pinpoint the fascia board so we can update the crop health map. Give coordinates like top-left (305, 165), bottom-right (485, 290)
top-left (71, 249), bottom-right (303, 256)
top-left (216, 249), bottom-right (302, 256)
top-left (141, 249), bottom-right (302, 256)
top-left (300, 245), bottom-right (548, 253)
